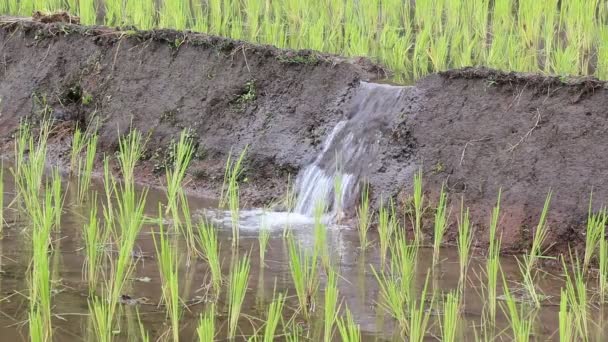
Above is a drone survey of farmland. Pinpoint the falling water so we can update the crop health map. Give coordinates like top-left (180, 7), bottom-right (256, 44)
top-left (294, 82), bottom-right (409, 218)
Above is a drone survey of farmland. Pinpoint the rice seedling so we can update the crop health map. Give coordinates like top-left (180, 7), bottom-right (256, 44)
top-left (371, 230), bottom-right (418, 332)
top-left (457, 199), bottom-right (472, 290)
top-left (412, 168), bottom-right (424, 244)
top-left (227, 253), bottom-right (251, 339)
top-left (336, 307), bottom-right (360, 342)
top-left (81, 195), bottom-right (109, 295)
top-left (323, 268), bottom-right (340, 342)
top-left (89, 297), bottom-right (112, 342)
top-left (584, 196), bottom-right (606, 272)
top-left (69, 128), bottom-right (85, 176)
top-left (313, 201), bottom-right (329, 270)
top-left (527, 191), bottom-right (553, 270)
top-left (258, 226), bottom-right (270, 266)
top-left (197, 305), bottom-right (215, 341)
top-left (441, 290), bottom-right (461, 342)
top-left (377, 199), bottom-right (394, 267)
top-left (263, 292), bottom-right (285, 342)
top-left (562, 253), bottom-right (590, 340)
top-left (500, 271), bottom-right (534, 341)
top-left (357, 183), bottom-right (371, 250)
top-left (600, 235), bottom-right (608, 303)
top-left (408, 273), bottom-right (433, 342)
top-left (432, 185), bottom-right (449, 266)
top-left (559, 288), bottom-right (575, 342)
top-left (286, 235), bottom-right (319, 319)
top-left (196, 219), bottom-right (222, 294)
top-left (485, 190), bottom-right (502, 325)
top-left (152, 211), bottom-right (182, 342)
top-left (165, 130), bottom-right (196, 216)
top-left (220, 147), bottom-right (247, 247)
top-left (76, 133), bottom-right (98, 204)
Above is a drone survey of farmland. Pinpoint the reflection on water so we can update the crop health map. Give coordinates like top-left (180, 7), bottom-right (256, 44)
top-left (0, 169), bottom-right (606, 341)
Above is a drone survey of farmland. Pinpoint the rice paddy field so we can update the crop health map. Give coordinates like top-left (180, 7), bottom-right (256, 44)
top-left (2, 0), bottom-right (608, 80)
top-left (2, 0), bottom-right (608, 342)
top-left (0, 120), bottom-right (605, 342)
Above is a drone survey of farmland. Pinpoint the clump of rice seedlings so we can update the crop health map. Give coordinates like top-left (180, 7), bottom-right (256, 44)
top-left (323, 268), bottom-right (340, 341)
top-left (432, 185), bottom-right (449, 266)
top-left (371, 230), bottom-right (418, 332)
top-left (356, 183), bottom-right (371, 250)
top-left (82, 195), bottom-right (110, 295)
top-left (165, 130), bottom-right (196, 216)
top-left (313, 201), bottom-right (329, 270)
top-left (76, 133), bottom-right (98, 204)
top-left (28, 175), bottom-right (61, 342)
top-left (408, 273), bottom-right (433, 342)
top-left (527, 191), bottom-right (553, 270)
top-left (286, 235), bottom-right (319, 319)
top-left (263, 292), bottom-right (285, 342)
top-left (152, 211), bottom-right (182, 342)
top-left (219, 147), bottom-right (247, 247)
top-left (177, 190), bottom-right (198, 257)
top-left (259, 225), bottom-right (271, 266)
top-left (599, 235), bottom-right (608, 303)
top-left (412, 169), bottom-right (425, 244)
top-left (441, 290), bottom-right (461, 342)
top-left (457, 199), bottom-right (472, 290)
top-left (196, 219), bottom-right (222, 294)
top-left (562, 254), bottom-right (589, 340)
top-left (484, 190), bottom-right (502, 325)
top-left (559, 288), bottom-right (575, 342)
top-left (89, 297), bottom-right (112, 342)
top-left (377, 199), bottom-right (395, 267)
top-left (500, 271), bottom-right (534, 342)
top-left (227, 254), bottom-right (251, 339)
top-left (584, 195), bottom-right (606, 272)
top-left (136, 309), bottom-right (150, 342)
top-left (69, 127), bottom-right (86, 175)
top-left (197, 305), bottom-right (215, 341)
top-left (336, 307), bottom-right (360, 342)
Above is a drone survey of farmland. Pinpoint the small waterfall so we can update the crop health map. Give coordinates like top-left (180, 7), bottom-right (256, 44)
top-left (294, 82), bottom-right (409, 218)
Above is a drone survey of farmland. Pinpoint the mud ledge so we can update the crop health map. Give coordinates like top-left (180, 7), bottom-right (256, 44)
top-left (2, 18), bottom-right (608, 255)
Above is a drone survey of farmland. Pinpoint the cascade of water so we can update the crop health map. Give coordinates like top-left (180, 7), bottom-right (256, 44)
top-left (294, 82), bottom-right (409, 218)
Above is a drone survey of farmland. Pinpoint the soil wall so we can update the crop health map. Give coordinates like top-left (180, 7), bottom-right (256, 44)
top-left (2, 18), bottom-right (608, 253)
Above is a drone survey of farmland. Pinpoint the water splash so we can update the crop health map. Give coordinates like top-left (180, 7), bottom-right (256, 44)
top-left (294, 82), bottom-right (409, 218)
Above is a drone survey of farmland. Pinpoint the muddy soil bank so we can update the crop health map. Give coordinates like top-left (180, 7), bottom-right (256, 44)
top-left (2, 18), bottom-right (608, 253)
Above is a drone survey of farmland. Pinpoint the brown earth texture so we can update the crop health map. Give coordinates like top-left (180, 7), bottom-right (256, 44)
top-left (2, 17), bottom-right (608, 255)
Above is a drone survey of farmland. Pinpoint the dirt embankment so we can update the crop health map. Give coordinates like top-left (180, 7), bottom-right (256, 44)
top-left (2, 18), bottom-right (608, 253)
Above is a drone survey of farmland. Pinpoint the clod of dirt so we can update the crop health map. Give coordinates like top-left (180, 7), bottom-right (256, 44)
top-left (32, 11), bottom-right (80, 24)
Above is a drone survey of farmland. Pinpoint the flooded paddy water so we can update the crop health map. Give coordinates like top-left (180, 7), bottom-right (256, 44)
top-left (1, 162), bottom-right (607, 341)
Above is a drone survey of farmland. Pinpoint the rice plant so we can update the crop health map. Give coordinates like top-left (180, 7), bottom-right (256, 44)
top-left (527, 191), bottom-right (553, 272)
top-left (227, 254), bottom-right (251, 339)
top-left (152, 212), bottom-right (182, 342)
top-left (562, 254), bottom-right (589, 340)
top-left (500, 271), bottom-right (534, 342)
top-left (263, 292), bottom-right (285, 342)
top-left (584, 196), bottom-right (606, 272)
top-left (197, 305), bottom-right (215, 342)
top-left (408, 273), bottom-right (433, 342)
top-left (165, 130), bottom-right (196, 217)
top-left (485, 190), bottom-right (502, 325)
top-left (559, 288), bottom-right (575, 342)
top-left (441, 291), bottom-right (461, 342)
top-left (286, 235), bottom-right (319, 319)
top-left (81, 195), bottom-right (109, 295)
top-left (220, 147), bottom-right (247, 247)
top-left (0, 165), bottom-right (4, 236)
top-left (457, 199), bottom-right (472, 290)
top-left (412, 169), bottom-right (424, 244)
top-left (196, 219), bottom-right (222, 294)
top-left (258, 226), bottom-right (270, 266)
top-left (336, 307), bottom-right (360, 342)
top-left (432, 185), bottom-right (449, 266)
top-left (377, 200), bottom-right (395, 267)
top-left (371, 230), bottom-right (418, 332)
top-left (76, 133), bottom-right (98, 204)
top-left (323, 268), bottom-right (340, 342)
top-left (356, 183), bottom-right (371, 250)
